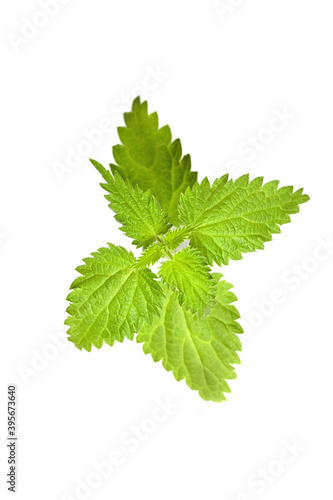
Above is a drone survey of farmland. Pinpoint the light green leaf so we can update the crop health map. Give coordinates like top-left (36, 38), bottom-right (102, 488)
top-left (110, 97), bottom-right (197, 224)
top-left (136, 244), bottom-right (163, 270)
top-left (179, 174), bottom-right (310, 265)
top-left (65, 244), bottom-right (163, 351)
top-left (158, 247), bottom-right (216, 316)
top-left (91, 160), bottom-right (171, 248)
top-left (137, 274), bottom-right (243, 402)
top-left (160, 226), bottom-right (189, 250)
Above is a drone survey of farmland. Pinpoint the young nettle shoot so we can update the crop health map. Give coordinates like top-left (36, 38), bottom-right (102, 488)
top-left (65, 97), bottom-right (309, 402)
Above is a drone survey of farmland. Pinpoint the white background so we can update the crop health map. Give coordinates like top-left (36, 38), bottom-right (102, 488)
top-left (0, 1), bottom-right (332, 499)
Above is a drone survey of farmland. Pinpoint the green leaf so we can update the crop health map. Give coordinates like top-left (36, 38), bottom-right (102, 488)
top-left (137, 274), bottom-right (243, 402)
top-left (160, 226), bottom-right (189, 250)
top-left (158, 247), bottom-right (216, 316)
top-left (179, 174), bottom-right (310, 265)
top-left (91, 160), bottom-right (171, 248)
top-left (136, 244), bottom-right (163, 270)
top-left (110, 97), bottom-right (197, 224)
top-left (65, 244), bottom-right (164, 351)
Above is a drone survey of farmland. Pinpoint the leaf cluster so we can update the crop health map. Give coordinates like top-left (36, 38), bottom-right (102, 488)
top-left (65, 98), bottom-right (309, 401)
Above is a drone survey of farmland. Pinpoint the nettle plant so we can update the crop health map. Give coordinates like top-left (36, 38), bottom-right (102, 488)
top-left (65, 97), bottom-right (309, 402)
